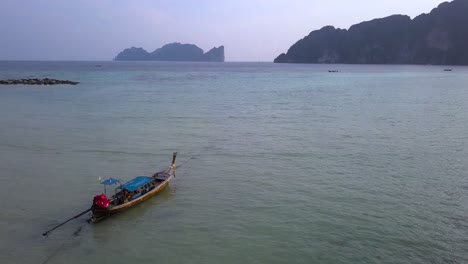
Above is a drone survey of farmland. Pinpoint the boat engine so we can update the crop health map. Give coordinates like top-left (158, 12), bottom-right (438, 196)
top-left (93, 194), bottom-right (110, 208)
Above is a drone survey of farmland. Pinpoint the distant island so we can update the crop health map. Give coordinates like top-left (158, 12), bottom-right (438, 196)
top-left (275, 0), bottom-right (468, 65)
top-left (114, 43), bottom-right (224, 62)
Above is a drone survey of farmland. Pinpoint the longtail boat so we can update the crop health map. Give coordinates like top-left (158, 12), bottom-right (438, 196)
top-left (90, 152), bottom-right (177, 222)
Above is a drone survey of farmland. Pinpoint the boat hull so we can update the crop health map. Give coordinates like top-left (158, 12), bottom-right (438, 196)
top-left (91, 167), bottom-right (174, 222)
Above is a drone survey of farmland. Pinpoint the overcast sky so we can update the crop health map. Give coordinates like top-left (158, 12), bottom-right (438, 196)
top-left (0, 0), bottom-right (447, 61)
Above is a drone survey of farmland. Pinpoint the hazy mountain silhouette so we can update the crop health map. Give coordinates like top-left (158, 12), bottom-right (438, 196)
top-left (274, 0), bottom-right (468, 65)
top-left (115, 43), bottom-right (224, 62)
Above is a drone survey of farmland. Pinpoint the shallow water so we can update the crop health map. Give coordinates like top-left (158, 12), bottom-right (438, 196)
top-left (0, 61), bottom-right (467, 264)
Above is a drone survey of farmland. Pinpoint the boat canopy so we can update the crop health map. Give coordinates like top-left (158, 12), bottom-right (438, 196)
top-left (101, 178), bottom-right (121, 185)
top-left (119, 176), bottom-right (152, 192)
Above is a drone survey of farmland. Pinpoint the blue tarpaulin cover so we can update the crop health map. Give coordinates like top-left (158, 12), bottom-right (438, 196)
top-left (119, 176), bottom-right (152, 192)
top-left (101, 178), bottom-right (121, 185)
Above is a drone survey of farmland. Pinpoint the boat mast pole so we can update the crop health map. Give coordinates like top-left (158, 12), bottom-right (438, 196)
top-left (172, 152), bottom-right (177, 177)
top-left (172, 152), bottom-right (177, 167)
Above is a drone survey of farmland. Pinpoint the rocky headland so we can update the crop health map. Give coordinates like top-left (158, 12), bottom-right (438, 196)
top-left (115, 43), bottom-right (225, 62)
top-left (0, 78), bottom-right (79, 85)
top-left (275, 0), bottom-right (468, 65)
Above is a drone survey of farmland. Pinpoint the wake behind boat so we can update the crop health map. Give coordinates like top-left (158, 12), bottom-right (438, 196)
top-left (91, 152), bottom-right (177, 222)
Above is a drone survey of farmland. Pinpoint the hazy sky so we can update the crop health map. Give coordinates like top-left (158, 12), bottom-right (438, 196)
top-left (0, 0), bottom-right (447, 61)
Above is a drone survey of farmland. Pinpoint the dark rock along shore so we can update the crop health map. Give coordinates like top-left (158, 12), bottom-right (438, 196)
top-left (0, 78), bottom-right (79, 85)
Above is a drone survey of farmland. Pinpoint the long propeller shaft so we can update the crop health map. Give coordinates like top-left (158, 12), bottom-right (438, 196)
top-left (42, 208), bottom-right (91, 236)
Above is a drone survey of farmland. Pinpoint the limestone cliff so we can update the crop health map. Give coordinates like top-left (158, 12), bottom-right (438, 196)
top-left (275, 0), bottom-right (468, 65)
top-left (115, 43), bottom-right (225, 62)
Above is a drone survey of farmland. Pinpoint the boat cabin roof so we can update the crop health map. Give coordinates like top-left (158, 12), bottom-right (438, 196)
top-left (119, 176), bottom-right (152, 192)
top-left (101, 178), bottom-right (121, 185)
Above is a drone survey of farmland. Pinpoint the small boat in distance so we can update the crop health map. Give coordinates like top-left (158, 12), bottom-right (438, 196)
top-left (90, 152), bottom-right (177, 222)
top-left (444, 69), bottom-right (453, 71)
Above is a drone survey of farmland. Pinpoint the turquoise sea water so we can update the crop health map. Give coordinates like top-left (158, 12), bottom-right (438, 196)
top-left (0, 61), bottom-right (467, 264)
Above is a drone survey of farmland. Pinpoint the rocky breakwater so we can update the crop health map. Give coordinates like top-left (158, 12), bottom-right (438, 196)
top-left (0, 78), bottom-right (79, 85)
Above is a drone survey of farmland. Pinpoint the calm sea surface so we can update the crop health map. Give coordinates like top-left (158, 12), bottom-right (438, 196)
top-left (0, 61), bottom-right (467, 264)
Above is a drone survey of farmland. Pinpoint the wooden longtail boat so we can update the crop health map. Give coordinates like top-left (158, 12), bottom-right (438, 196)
top-left (90, 152), bottom-right (177, 222)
